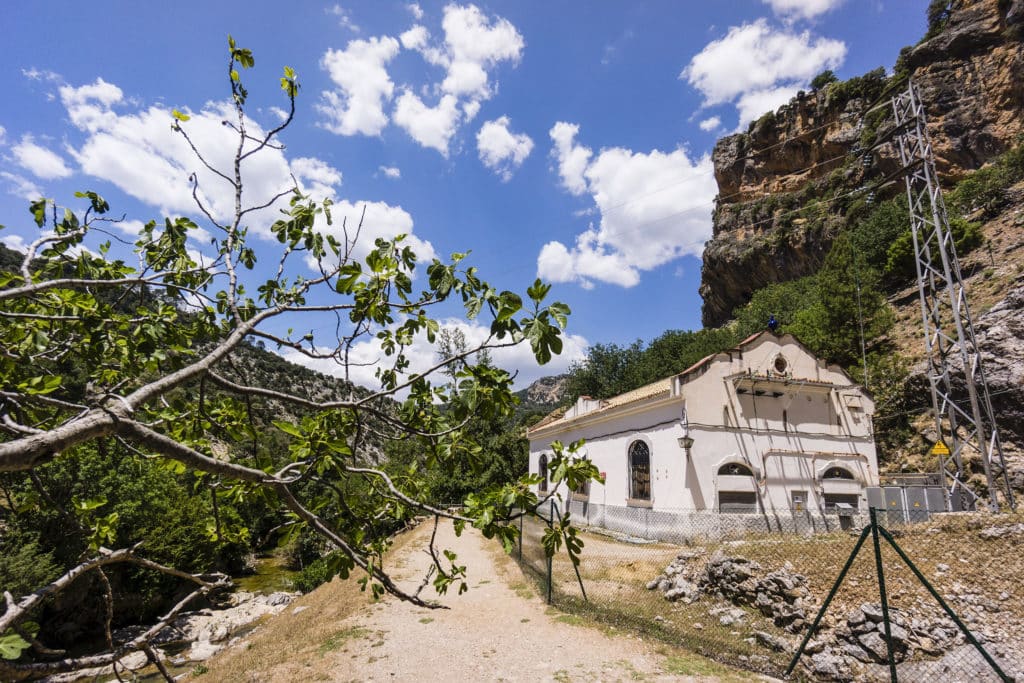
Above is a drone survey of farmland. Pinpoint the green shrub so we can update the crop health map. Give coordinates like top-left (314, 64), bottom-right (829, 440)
top-left (0, 537), bottom-right (60, 599)
top-left (810, 70), bottom-right (838, 90)
top-left (947, 143), bottom-right (1024, 217)
top-left (282, 529), bottom-right (327, 571)
top-left (884, 216), bottom-right (983, 281)
top-left (826, 67), bottom-right (888, 105)
top-left (292, 556), bottom-right (335, 593)
top-left (732, 276), bottom-right (819, 341)
top-left (925, 0), bottom-right (955, 39)
top-left (849, 197), bottom-right (910, 273)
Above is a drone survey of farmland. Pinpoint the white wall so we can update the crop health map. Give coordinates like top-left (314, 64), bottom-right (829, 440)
top-left (528, 333), bottom-right (879, 525)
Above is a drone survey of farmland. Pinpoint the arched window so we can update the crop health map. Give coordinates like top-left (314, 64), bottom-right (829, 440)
top-left (628, 441), bottom-right (651, 501)
top-left (538, 454), bottom-right (548, 492)
top-left (823, 466), bottom-right (854, 480)
top-left (718, 462), bottom-right (754, 477)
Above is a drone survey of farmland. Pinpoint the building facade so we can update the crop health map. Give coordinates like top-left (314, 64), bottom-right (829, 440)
top-left (527, 332), bottom-right (879, 541)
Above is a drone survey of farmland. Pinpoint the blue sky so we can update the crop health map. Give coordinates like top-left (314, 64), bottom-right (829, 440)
top-left (0, 1), bottom-right (927, 389)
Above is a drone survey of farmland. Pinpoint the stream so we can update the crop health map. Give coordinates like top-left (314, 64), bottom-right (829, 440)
top-left (98, 555), bottom-right (300, 682)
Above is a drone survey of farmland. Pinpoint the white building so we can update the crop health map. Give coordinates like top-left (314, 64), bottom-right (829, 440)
top-left (527, 332), bottom-right (879, 540)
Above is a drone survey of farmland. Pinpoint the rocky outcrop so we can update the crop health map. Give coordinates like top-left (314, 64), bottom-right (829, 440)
top-left (168, 590), bottom-right (297, 663)
top-left (647, 547), bottom-right (1022, 680)
top-left (518, 374), bottom-right (569, 408)
top-left (647, 550), bottom-right (813, 633)
top-left (971, 279), bottom-right (1024, 447)
top-left (907, 278), bottom-right (1024, 486)
top-left (646, 548), bottom-right (704, 603)
top-left (49, 591), bottom-right (299, 682)
top-left (700, 0), bottom-right (1024, 327)
top-left (904, 0), bottom-right (1024, 177)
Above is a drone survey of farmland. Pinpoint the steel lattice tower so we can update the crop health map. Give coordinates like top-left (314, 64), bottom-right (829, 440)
top-left (891, 81), bottom-right (1014, 512)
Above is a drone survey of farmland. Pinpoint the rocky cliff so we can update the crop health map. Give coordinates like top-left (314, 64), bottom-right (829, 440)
top-left (516, 374), bottom-right (569, 412)
top-left (700, 0), bottom-right (1024, 327)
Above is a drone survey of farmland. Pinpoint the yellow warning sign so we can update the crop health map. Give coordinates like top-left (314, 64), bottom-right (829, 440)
top-left (929, 441), bottom-right (950, 457)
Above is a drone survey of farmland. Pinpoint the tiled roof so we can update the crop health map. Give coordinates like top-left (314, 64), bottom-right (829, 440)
top-left (604, 378), bottom-right (672, 408)
top-left (528, 378), bottom-right (671, 434)
top-left (530, 405), bottom-right (569, 430)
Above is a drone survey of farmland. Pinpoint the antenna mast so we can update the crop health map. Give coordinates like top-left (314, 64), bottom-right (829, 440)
top-left (890, 81), bottom-right (1014, 512)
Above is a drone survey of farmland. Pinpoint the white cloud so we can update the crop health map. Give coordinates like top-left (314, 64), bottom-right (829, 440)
top-left (379, 165), bottom-right (401, 179)
top-left (304, 199), bottom-right (436, 271)
top-left (267, 106), bottom-right (288, 122)
top-left (59, 78), bottom-right (124, 133)
top-left (112, 219), bottom-right (147, 237)
top-left (315, 4), bottom-right (524, 155)
top-left (394, 4), bottom-right (524, 153)
top-left (54, 77), bottom-right (435, 268)
top-left (763, 0), bottom-right (844, 21)
top-left (282, 316), bottom-right (587, 394)
top-left (325, 4), bottom-right (361, 32)
top-left (0, 232), bottom-right (28, 252)
top-left (317, 36), bottom-right (401, 136)
top-left (698, 116), bottom-right (721, 132)
top-left (400, 25), bottom-right (429, 50)
top-left (392, 91), bottom-right (461, 156)
top-left (0, 125), bottom-right (6, 145)
top-left (601, 29), bottom-right (635, 66)
top-left (541, 124), bottom-right (717, 289)
top-left (439, 4), bottom-right (524, 100)
top-left (538, 234), bottom-right (638, 289)
top-left (12, 135), bottom-right (73, 179)
top-left (735, 85), bottom-right (802, 127)
top-left (291, 157), bottom-right (343, 196)
top-left (476, 116), bottom-right (533, 181)
top-left (22, 68), bottom-right (61, 83)
top-left (461, 100), bottom-right (481, 122)
top-left (682, 19), bottom-right (845, 125)
top-left (548, 122), bottom-right (592, 196)
top-left (1, 172), bottom-right (43, 201)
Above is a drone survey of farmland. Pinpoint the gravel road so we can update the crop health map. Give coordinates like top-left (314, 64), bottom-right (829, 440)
top-left (322, 521), bottom-right (729, 682)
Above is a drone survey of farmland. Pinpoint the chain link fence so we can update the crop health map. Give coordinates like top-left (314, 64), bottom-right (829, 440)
top-left (512, 500), bottom-right (1024, 682)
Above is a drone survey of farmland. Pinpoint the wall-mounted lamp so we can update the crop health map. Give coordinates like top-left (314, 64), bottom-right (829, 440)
top-left (677, 435), bottom-right (694, 458)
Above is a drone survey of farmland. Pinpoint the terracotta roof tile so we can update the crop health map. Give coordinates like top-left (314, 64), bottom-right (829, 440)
top-left (528, 378), bottom-right (671, 434)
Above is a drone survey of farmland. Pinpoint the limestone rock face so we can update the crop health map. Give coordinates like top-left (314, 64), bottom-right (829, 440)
top-left (972, 280), bottom-right (1024, 446)
top-left (522, 374), bottom-right (569, 407)
top-left (700, 0), bottom-right (1024, 327)
top-left (907, 0), bottom-right (1024, 179)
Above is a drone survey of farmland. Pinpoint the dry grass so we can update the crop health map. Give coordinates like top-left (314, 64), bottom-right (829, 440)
top-left (488, 529), bottom-right (766, 681)
top-left (519, 512), bottom-right (1024, 678)
top-left (191, 525), bottom-right (423, 682)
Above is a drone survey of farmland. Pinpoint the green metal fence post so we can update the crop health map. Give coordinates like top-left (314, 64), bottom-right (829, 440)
top-left (518, 513), bottom-right (523, 562)
top-left (869, 507), bottom-right (898, 682)
top-left (547, 499), bottom-right (555, 604)
top-left (877, 525), bottom-right (1012, 682)
top-left (785, 523), bottom-right (873, 677)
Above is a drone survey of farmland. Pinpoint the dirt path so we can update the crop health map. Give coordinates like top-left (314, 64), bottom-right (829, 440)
top-left (319, 522), bottom-right (733, 682)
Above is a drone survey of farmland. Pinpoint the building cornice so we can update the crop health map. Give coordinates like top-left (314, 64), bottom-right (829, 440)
top-left (527, 392), bottom-right (680, 440)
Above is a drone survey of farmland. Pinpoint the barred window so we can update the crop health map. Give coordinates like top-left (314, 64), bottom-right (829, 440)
top-left (718, 462), bottom-right (754, 477)
top-left (823, 466), bottom-right (854, 480)
top-left (538, 454), bottom-right (548, 492)
top-left (628, 441), bottom-right (651, 501)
